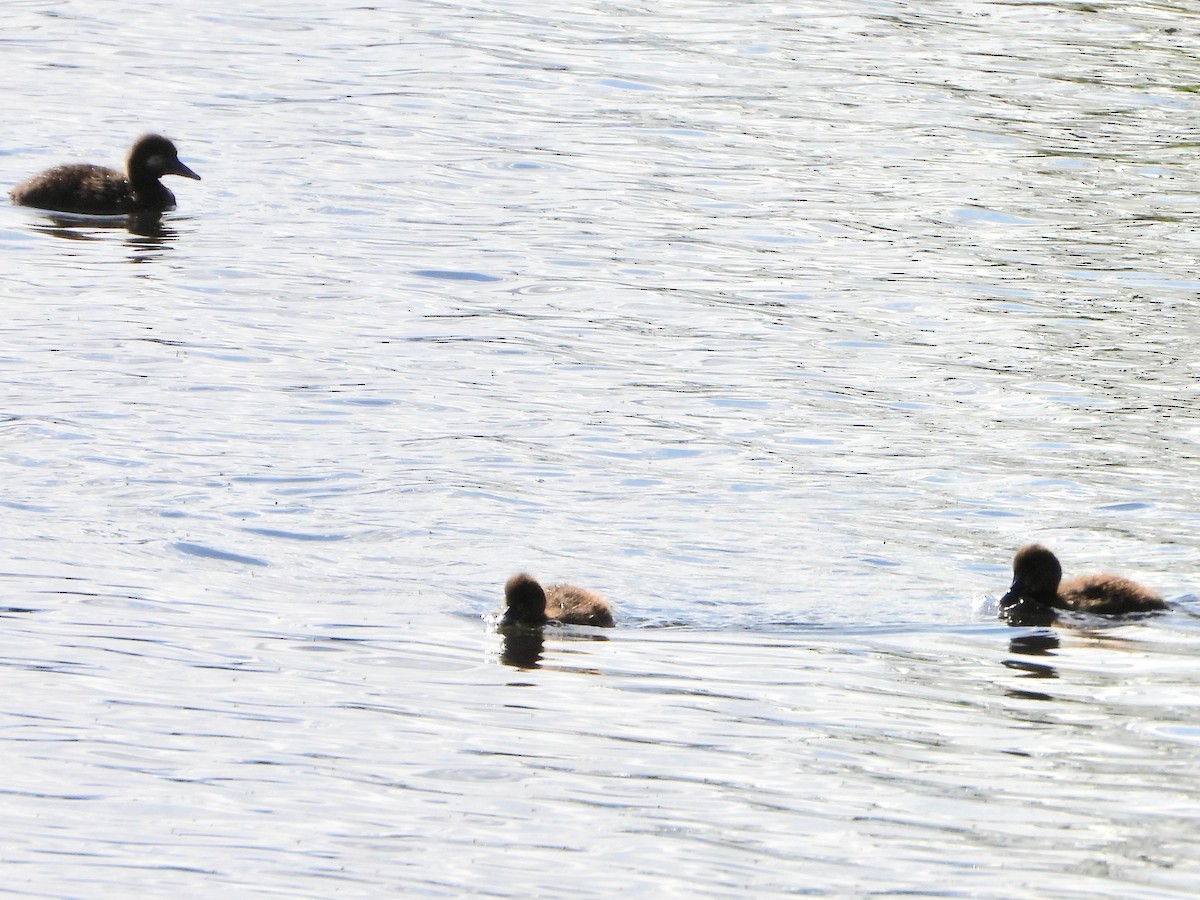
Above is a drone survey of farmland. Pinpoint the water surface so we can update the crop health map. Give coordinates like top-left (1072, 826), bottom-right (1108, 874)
top-left (1, 0), bottom-right (1199, 895)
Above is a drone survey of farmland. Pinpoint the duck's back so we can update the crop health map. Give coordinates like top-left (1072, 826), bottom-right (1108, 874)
top-left (10, 163), bottom-right (136, 215)
top-left (546, 583), bottom-right (615, 627)
top-left (1059, 574), bottom-right (1166, 615)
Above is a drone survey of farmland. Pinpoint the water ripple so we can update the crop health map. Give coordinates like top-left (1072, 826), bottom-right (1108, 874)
top-left (1, 0), bottom-right (1198, 896)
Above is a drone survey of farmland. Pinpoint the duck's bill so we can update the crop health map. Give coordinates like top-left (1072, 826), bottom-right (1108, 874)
top-left (169, 159), bottom-right (201, 181)
top-left (999, 583), bottom-right (1020, 609)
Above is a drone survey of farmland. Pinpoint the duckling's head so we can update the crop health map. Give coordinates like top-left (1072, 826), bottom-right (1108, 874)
top-left (501, 572), bottom-right (548, 627)
top-left (1000, 543), bottom-right (1062, 618)
top-left (1010, 545), bottom-right (1062, 595)
top-left (127, 134), bottom-right (200, 182)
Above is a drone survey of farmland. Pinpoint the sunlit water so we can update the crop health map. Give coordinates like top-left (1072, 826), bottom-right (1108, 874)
top-left (2, 0), bottom-right (1199, 895)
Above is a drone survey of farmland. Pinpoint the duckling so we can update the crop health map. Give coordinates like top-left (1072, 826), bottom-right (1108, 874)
top-left (1000, 544), bottom-right (1166, 625)
top-left (10, 134), bottom-right (200, 215)
top-left (500, 572), bottom-right (615, 628)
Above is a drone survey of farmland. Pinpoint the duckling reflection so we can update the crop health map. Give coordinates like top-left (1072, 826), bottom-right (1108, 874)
top-left (499, 630), bottom-right (546, 670)
top-left (32, 211), bottom-right (181, 245)
top-left (498, 629), bottom-right (611, 671)
top-left (10, 134), bottom-right (200, 215)
top-left (999, 544), bottom-right (1166, 626)
top-left (1009, 632), bottom-right (1061, 658)
top-left (1003, 632), bottom-right (1060, 681)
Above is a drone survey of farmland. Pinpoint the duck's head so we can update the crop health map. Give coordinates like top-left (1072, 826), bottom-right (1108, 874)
top-left (500, 572), bottom-right (548, 627)
top-left (1000, 543), bottom-right (1062, 618)
top-left (127, 134), bottom-right (200, 182)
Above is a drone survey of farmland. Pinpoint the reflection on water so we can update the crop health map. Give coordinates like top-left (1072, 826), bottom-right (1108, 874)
top-left (496, 625), bottom-right (610, 670)
top-left (498, 627), bottom-right (546, 669)
top-left (26, 211), bottom-right (183, 261)
top-left (1004, 631), bottom-right (1060, 695)
top-left (1008, 631), bottom-right (1061, 659)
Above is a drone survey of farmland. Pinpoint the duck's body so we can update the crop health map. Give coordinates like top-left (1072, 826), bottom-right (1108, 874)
top-left (500, 572), bottom-right (615, 628)
top-left (10, 134), bottom-right (199, 215)
top-left (1000, 544), bottom-right (1166, 625)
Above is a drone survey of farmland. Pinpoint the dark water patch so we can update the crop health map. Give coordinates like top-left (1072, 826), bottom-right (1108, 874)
top-left (239, 527), bottom-right (349, 542)
top-left (412, 269), bottom-right (503, 282)
top-left (172, 542), bottom-right (269, 567)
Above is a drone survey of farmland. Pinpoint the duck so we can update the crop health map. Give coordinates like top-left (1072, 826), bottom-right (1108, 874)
top-left (999, 543), bottom-right (1167, 625)
top-left (9, 134), bottom-right (200, 215)
top-left (500, 572), bottom-right (615, 628)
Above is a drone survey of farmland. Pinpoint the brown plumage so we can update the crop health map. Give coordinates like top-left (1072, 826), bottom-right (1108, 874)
top-left (1000, 544), bottom-right (1166, 625)
top-left (500, 572), bottom-right (615, 628)
top-left (10, 134), bottom-right (200, 215)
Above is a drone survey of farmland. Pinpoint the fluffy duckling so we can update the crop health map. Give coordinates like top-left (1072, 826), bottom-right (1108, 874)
top-left (1000, 544), bottom-right (1166, 625)
top-left (500, 572), bottom-right (615, 628)
top-left (10, 134), bottom-right (200, 215)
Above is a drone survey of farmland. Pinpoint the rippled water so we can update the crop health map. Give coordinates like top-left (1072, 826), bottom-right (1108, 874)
top-left (2, 0), bottom-right (1200, 895)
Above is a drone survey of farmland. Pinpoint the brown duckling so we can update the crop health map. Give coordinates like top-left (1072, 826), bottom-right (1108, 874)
top-left (500, 572), bottom-right (615, 628)
top-left (10, 134), bottom-right (200, 215)
top-left (1000, 544), bottom-right (1167, 625)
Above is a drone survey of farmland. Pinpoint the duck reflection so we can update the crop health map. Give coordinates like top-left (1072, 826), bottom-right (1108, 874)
top-left (1003, 631), bottom-right (1060, 679)
top-left (499, 628), bottom-right (546, 669)
top-left (1008, 631), bottom-right (1060, 658)
top-left (1001, 632), bottom-right (1060, 701)
top-left (29, 212), bottom-right (184, 260)
top-left (498, 627), bottom-right (610, 671)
